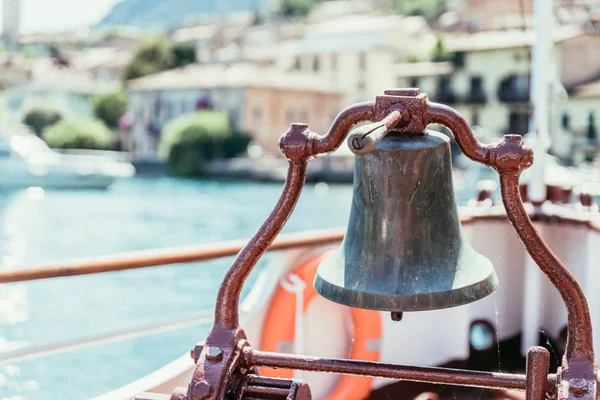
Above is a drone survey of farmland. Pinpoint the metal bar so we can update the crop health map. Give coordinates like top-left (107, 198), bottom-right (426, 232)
top-left (214, 159), bottom-right (309, 329)
top-left (0, 311), bottom-right (215, 364)
top-left (244, 349), bottom-right (533, 391)
top-left (425, 101), bottom-right (491, 165)
top-left (0, 227), bottom-right (344, 284)
top-left (243, 386), bottom-right (290, 396)
top-left (500, 170), bottom-right (594, 362)
top-left (526, 347), bottom-right (551, 400)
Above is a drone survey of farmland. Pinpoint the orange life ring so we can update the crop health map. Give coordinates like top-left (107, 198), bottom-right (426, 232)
top-left (260, 250), bottom-right (382, 400)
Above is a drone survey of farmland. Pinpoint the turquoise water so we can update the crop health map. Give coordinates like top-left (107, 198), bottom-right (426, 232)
top-left (0, 177), bottom-right (476, 399)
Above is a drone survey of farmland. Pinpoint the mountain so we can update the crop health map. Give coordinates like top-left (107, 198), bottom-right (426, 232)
top-left (96, 0), bottom-right (268, 30)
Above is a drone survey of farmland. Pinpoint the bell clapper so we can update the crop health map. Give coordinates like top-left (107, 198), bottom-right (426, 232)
top-left (347, 108), bottom-right (405, 155)
top-left (391, 312), bottom-right (403, 322)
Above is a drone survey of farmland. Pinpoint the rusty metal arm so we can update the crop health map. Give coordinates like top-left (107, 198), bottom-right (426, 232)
top-left (425, 101), bottom-right (491, 165)
top-left (214, 158), bottom-right (308, 329)
top-left (499, 171), bottom-right (594, 362)
top-left (215, 102), bottom-right (381, 329)
top-left (186, 108), bottom-right (386, 400)
top-left (426, 100), bottom-right (596, 399)
top-left (427, 100), bottom-right (595, 362)
top-left (311, 101), bottom-right (375, 154)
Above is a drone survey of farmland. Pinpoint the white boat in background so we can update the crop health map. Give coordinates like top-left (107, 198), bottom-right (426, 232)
top-left (0, 133), bottom-right (135, 190)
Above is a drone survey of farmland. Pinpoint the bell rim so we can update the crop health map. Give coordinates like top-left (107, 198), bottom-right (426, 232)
top-left (313, 254), bottom-right (498, 312)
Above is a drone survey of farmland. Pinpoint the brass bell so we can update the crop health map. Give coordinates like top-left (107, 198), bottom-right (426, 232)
top-left (314, 127), bottom-right (498, 312)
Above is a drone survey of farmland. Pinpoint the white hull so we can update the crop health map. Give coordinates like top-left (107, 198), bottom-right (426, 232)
top-left (0, 172), bottom-right (119, 190)
top-left (95, 203), bottom-right (600, 400)
top-left (0, 134), bottom-right (135, 190)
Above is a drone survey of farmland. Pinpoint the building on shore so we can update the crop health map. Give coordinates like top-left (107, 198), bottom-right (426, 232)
top-left (285, 14), bottom-right (437, 104)
top-left (394, 25), bottom-right (600, 162)
top-left (4, 58), bottom-right (119, 120)
top-left (126, 62), bottom-right (343, 161)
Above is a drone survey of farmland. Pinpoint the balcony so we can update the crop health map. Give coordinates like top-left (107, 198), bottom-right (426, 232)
top-left (466, 90), bottom-right (487, 104)
top-left (434, 77), bottom-right (460, 104)
top-left (498, 74), bottom-right (530, 103)
top-left (465, 77), bottom-right (487, 104)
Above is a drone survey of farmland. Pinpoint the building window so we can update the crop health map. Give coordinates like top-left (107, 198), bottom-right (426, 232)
top-left (293, 56), bottom-right (301, 70)
top-left (561, 113), bottom-right (570, 130)
top-left (410, 78), bottom-right (420, 88)
top-left (498, 74), bottom-right (530, 103)
top-left (436, 77), bottom-right (458, 103)
top-left (313, 56), bottom-right (320, 72)
top-left (252, 105), bottom-right (263, 129)
top-left (469, 76), bottom-right (486, 103)
top-left (358, 52), bottom-right (366, 70)
top-left (439, 76), bottom-right (451, 91)
top-left (588, 112), bottom-right (597, 141)
top-left (471, 76), bottom-right (483, 91)
top-left (331, 54), bottom-right (337, 72)
top-left (508, 111), bottom-right (529, 135)
top-left (514, 75), bottom-right (529, 94)
top-left (358, 79), bottom-right (366, 91)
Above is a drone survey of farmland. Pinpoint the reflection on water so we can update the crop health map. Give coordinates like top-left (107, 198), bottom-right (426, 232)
top-left (0, 177), bottom-right (475, 399)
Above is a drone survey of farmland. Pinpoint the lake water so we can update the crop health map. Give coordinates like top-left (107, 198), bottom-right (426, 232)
top-left (0, 176), bottom-right (476, 400)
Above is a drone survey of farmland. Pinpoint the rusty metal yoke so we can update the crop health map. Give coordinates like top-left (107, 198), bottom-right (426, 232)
top-left (167, 89), bottom-right (597, 400)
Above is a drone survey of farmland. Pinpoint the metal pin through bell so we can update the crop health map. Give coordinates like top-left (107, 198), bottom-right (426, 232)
top-left (314, 119), bottom-right (498, 313)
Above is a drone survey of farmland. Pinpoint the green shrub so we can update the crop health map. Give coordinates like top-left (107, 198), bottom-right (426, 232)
top-left (223, 133), bottom-right (251, 158)
top-left (42, 118), bottom-right (113, 150)
top-left (23, 106), bottom-right (63, 136)
top-left (93, 90), bottom-right (128, 129)
top-left (171, 43), bottom-right (196, 68)
top-left (124, 36), bottom-right (174, 81)
top-left (279, 0), bottom-right (316, 17)
top-left (431, 35), bottom-right (452, 62)
top-left (159, 111), bottom-right (237, 175)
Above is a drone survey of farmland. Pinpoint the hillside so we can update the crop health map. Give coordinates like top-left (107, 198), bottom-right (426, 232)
top-left (96, 0), bottom-right (267, 30)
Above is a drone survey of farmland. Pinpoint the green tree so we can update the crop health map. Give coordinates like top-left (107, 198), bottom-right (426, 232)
top-left (48, 43), bottom-right (70, 66)
top-left (22, 106), bottom-right (64, 136)
top-left (392, 0), bottom-right (446, 19)
top-left (431, 35), bottom-right (451, 62)
top-left (279, 0), bottom-right (316, 17)
top-left (159, 110), bottom-right (239, 175)
top-left (124, 36), bottom-right (174, 80)
top-left (93, 90), bottom-right (128, 129)
top-left (42, 118), bottom-right (113, 150)
top-left (171, 43), bottom-right (196, 68)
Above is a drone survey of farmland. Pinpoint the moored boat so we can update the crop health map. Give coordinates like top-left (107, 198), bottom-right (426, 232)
top-left (0, 133), bottom-right (135, 190)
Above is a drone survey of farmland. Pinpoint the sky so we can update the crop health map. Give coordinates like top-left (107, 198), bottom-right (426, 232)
top-left (1, 0), bottom-right (122, 33)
